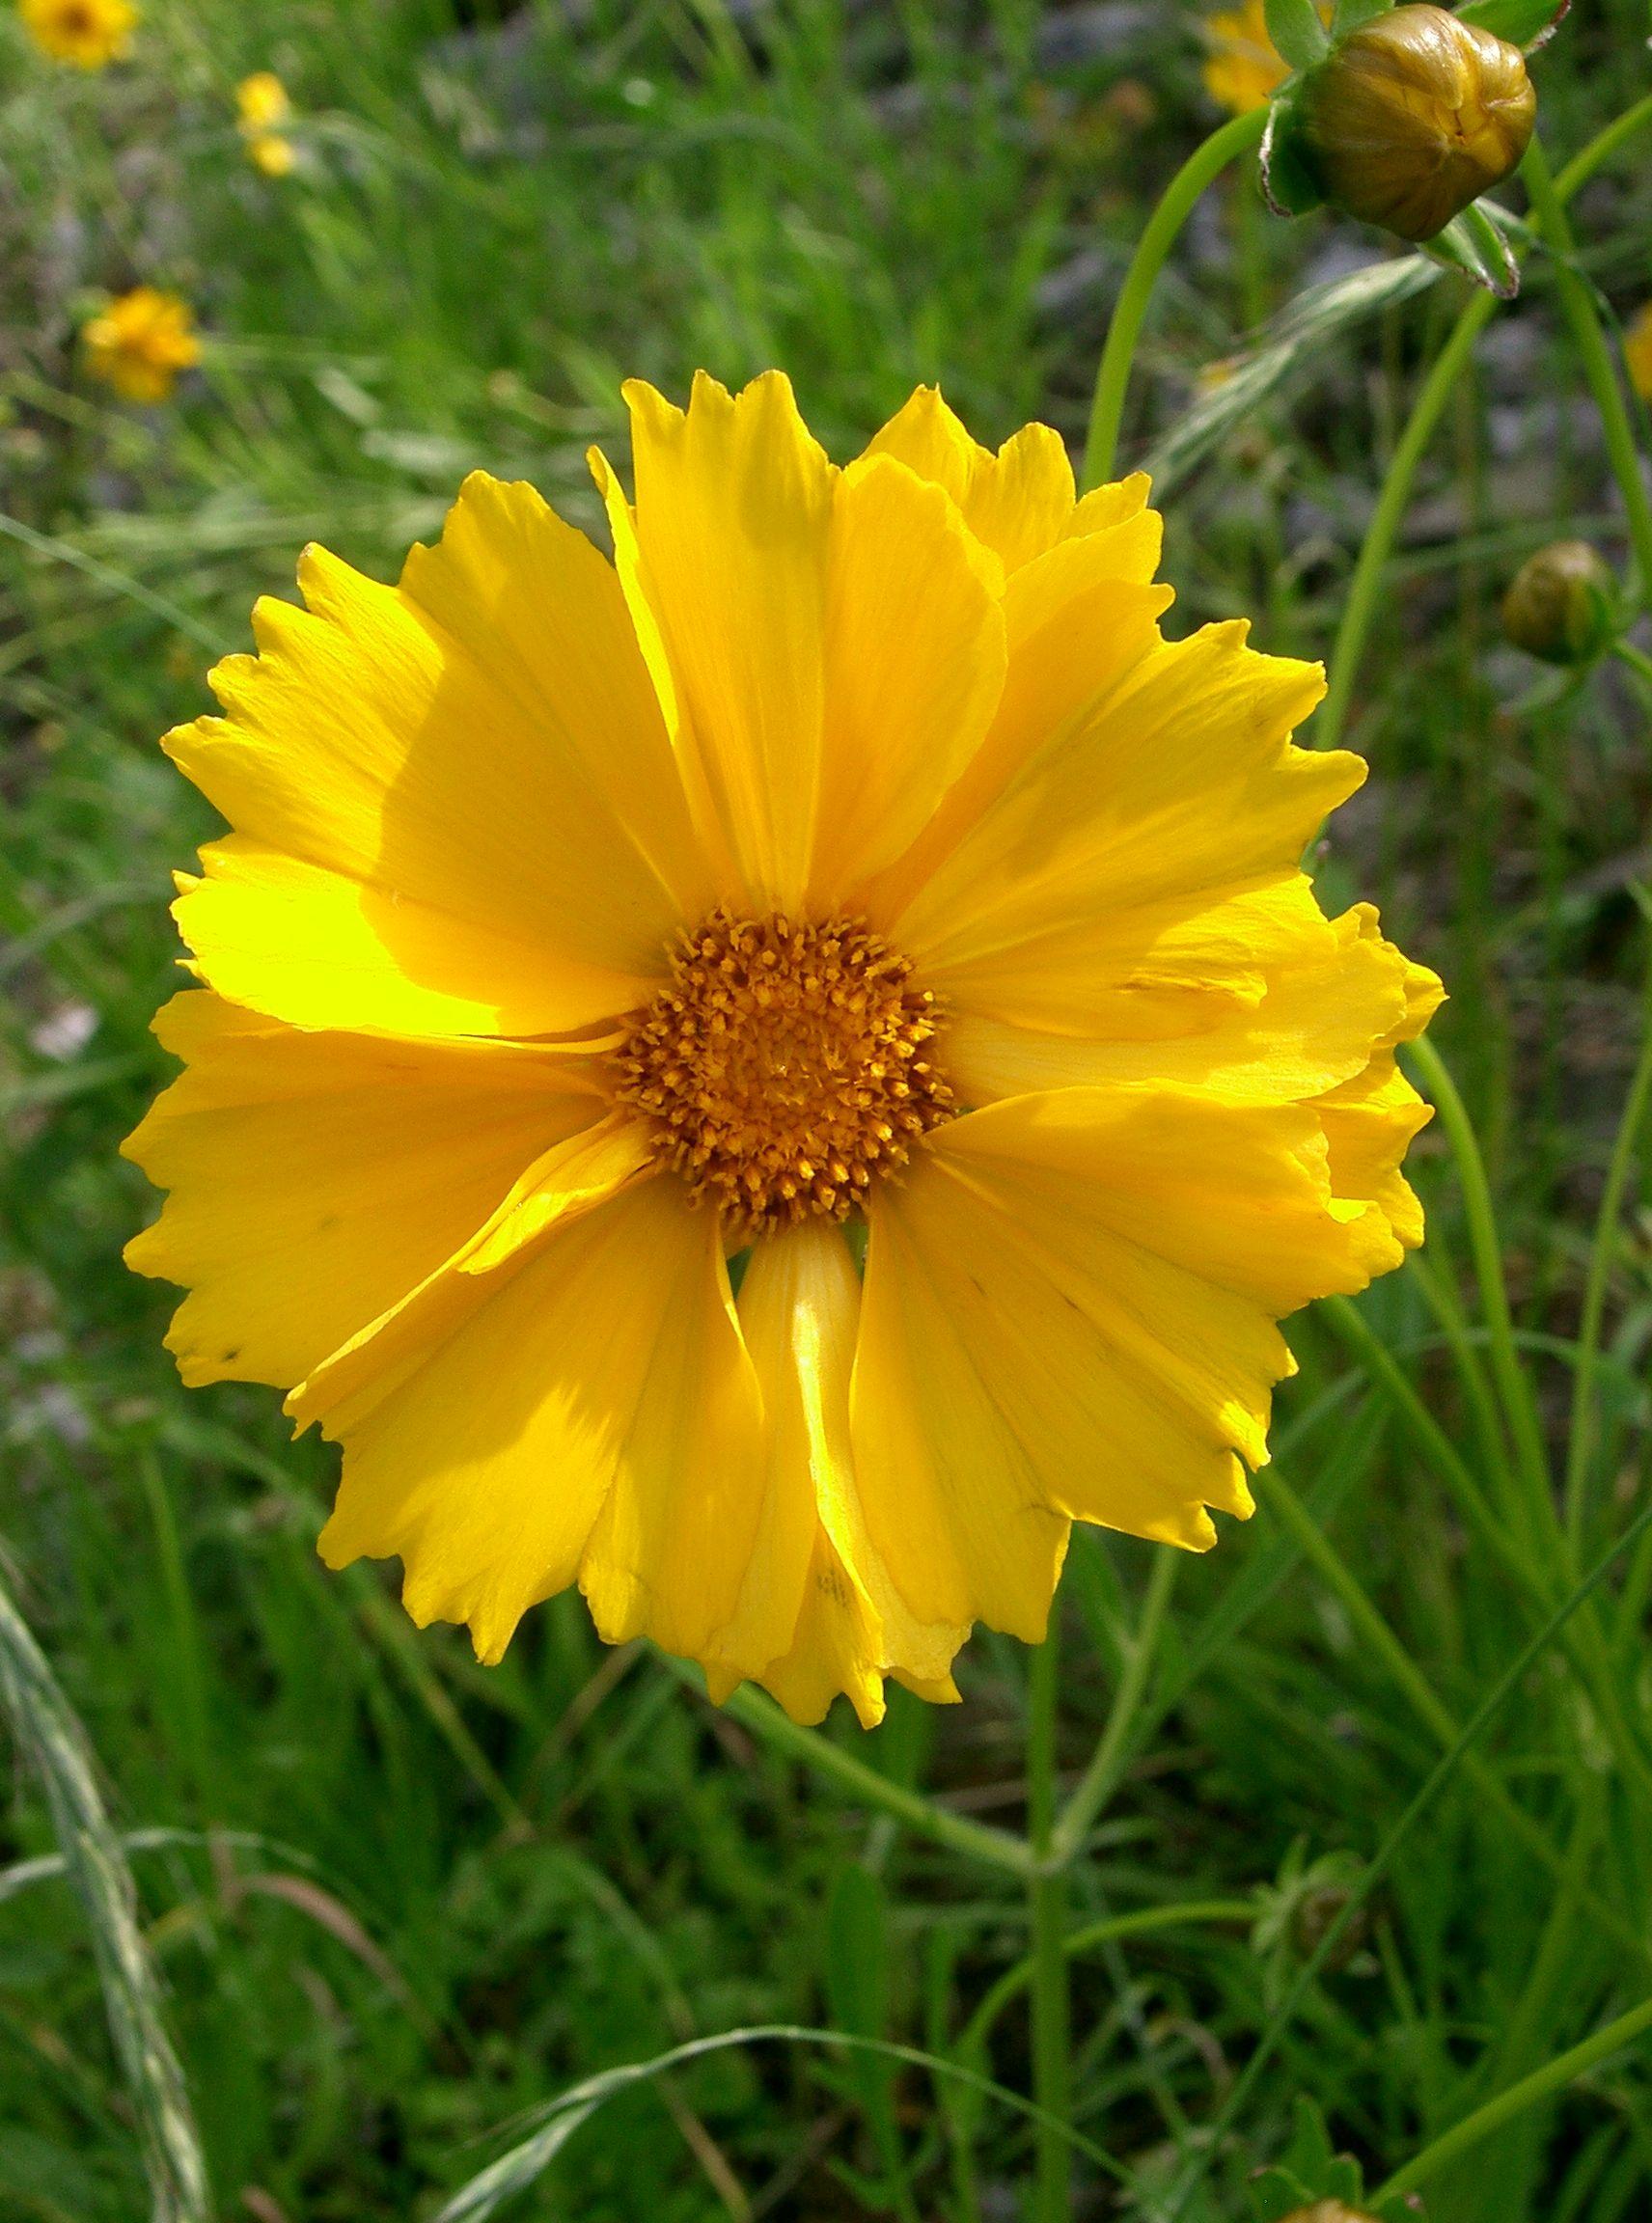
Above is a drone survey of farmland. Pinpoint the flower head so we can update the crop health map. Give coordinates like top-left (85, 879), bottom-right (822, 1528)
top-left (82, 288), bottom-right (201, 404)
top-left (1625, 301), bottom-right (1652, 404)
top-left (1297, 2), bottom-right (1535, 242)
top-left (19, 0), bottom-right (134, 67)
top-left (236, 70), bottom-right (296, 175)
top-left (124, 373), bottom-right (1440, 1726)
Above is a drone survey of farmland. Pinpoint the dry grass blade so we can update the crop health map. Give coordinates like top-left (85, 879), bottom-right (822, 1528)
top-left (0, 1563), bottom-right (211, 2223)
top-left (1143, 253), bottom-right (1444, 495)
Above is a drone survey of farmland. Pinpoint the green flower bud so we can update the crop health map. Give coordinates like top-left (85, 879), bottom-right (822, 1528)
top-left (1297, 4), bottom-right (1535, 243)
top-left (1501, 540), bottom-right (1619, 666)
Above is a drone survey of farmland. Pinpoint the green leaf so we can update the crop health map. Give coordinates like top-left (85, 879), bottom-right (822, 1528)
top-left (1264, 0), bottom-right (1333, 68)
top-left (1454, 0), bottom-right (1570, 49)
top-left (1425, 203), bottom-right (1521, 297)
top-left (1333, 0), bottom-right (1396, 31)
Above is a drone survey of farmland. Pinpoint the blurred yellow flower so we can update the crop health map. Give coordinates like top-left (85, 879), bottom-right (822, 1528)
top-left (82, 288), bottom-right (201, 404)
top-left (1625, 301), bottom-right (1652, 403)
top-left (19, 0), bottom-right (135, 68)
top-left (124, 372), bottom-right (1439, 1726)
top-left (236, 69), bottom-right (296, 175)
top-left (1202, 0), bottom-right (1329, 116)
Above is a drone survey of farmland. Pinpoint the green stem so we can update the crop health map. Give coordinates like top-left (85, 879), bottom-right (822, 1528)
top-left (1052, 1546), bottom-right (1177, 1864)
top-left (703, 1677), bottom-right (1032, 1879)
top-left (1377, 1992), bottom-right (1652, 2202)
top-left (1027, 1629), bottom-right (1070, 2223)
top-left (1564, 923), bottom-right (1652, 1553)
top-left (1522, 134), bottom-right (1652, 607)
top-left (1612, 637), bottom-right (1652, 688)
top-left (1081, 106), bottom-right (1267, 491)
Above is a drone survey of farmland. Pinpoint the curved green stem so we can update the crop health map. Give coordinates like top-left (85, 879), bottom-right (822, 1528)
top-left (1053, 1545), bottom-right (1178, 1864)
top-left (700, 1676), bottom-right (1032, 1878)
top-left (1522, 135), bottom-right (1652, 607)
top-left (1377, 1991), bottom-right (1652, 2202)
top-left (1026, 1629), bottom-right (1070, 2223)
top-left (1612, 637), bottom-right (1652, 689)
top-left (1564, 920), bottom-right (1652, 1553)
top-left (1081, 106), bottom-right (1267, 491)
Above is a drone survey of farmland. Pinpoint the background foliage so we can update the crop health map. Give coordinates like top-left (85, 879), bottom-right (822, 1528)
top-left (4, 2), bottom-right (1652, 2218)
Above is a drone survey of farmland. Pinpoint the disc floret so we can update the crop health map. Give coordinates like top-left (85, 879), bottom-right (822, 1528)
top-left (614, 909), bottom-right (955, 1236)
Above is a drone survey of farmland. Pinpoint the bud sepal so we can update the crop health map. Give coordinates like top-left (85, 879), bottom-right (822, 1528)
top-left (1248, 2097), bottom-right (1425, 2223)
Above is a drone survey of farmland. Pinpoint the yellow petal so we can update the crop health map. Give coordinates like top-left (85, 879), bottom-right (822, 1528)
top-left (854, 1078), bottom-right (1402, 1617)
top-left (317, 1183), bottom-right (762, 1666)
top-left (616, 370), bottom-right (837, 911)
top-left (895, 621), bottom-right (1352, 1033)
top-left (708, 1221), bottom-right (970, 1725)
top-left (858, 522), bottom-right (1170, 927)
top-left (810, 454), bottom-right (1006, 906)
top-left (864, 387), bottom-right (1146, 573)
top-left (168, 477), bottom-right (703, 1033)
top-left (172, 837), bottom-right (645, 1038)
top-left (122, 991), bottom-right (606, 1390)
top-left (944, 889), bottom-right (1414, 1108)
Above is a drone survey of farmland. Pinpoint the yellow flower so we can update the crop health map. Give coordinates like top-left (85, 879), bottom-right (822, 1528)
top-left (1625, 302), bottom-right (1652, 404)
top-left (124, 374), bottom-right (1440, 1726)
top-left (82, 288), bottom-right (201, 404)
top-left (1202, 0), bottom-right (1328, 116)
top-left (235, 69), bottom-right (296, 175)
top-left (19, 0), bottom-right (134, 67)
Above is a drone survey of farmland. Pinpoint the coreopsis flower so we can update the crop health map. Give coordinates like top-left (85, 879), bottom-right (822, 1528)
top-left (18, 0), bottom-right (134, 67)
top-left (1202, 0), bottom-right (1328, 118)
top-left (1296, 3), bottom-right (1534, 242)
top-left (124, 374), bottom-right (1440, 1726)
top-left (1625, 302), bottom-right (1652, 404)
top-left (82, 288), bottom-right (201, 404)
top-left (236, 70), bottom-right (296, 177)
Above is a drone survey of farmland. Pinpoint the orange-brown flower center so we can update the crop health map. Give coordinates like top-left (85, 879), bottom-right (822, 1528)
top-left (613, 909), bottom-right (955, 1237)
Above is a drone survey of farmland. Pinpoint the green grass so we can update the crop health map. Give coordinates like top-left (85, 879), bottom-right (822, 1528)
top-left (5, 2), bottom-right (1652, 2217)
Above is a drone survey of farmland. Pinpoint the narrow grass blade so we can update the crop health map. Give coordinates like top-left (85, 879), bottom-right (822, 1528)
top-left (1142, 254), bottom-right (1443, 497)
top-left (0, 1565), bottom-right (211, 2223)
top-left (430, 2024), bottom-right (1123, 2223)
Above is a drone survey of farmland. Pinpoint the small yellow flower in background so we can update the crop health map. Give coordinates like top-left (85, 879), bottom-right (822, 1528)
top-left (1202, 1), bottom-right (1283, 117)
top-left (82, 288), bottom-right (201, 404)
top-left (124, 371), bottom-right (1440, 1726)
top-left (19, 0), bottom-right (134, 69)
top-left (1625, 302), bottom-right (1652, 403)
top-left (236, 70), bottom-right (296, 177)
top-left (1202, 0), bottom-right (1325, 117)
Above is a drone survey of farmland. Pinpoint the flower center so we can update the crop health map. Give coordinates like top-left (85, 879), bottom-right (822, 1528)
top-left (614, 909), bottom-right (955, 1236)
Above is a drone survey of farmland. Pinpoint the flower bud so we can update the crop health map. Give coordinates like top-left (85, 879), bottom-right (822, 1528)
top-left (1298, 4), bottom-right (1535, 243)
top-left (1501, 541), bottom-right (1618, 667)
top-left (1278, 2207), bottom-right (1380, 2223)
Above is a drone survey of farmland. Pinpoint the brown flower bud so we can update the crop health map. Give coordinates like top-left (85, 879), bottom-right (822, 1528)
top-left (1501, 540), bottom-right (1618, 666)
top-left (1299, 4), bottom-right (1535, 243)
top-left (1278, 2207), bottom-right (1380, 2223)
